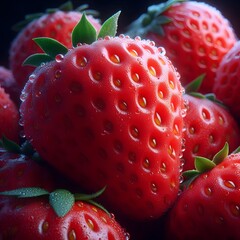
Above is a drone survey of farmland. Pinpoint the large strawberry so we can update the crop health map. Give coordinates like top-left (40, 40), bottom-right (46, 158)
top-left (165, 143), bottom-right (240, 240)
top-left (9, 1), bottom-right (101, 89)
top-left (20, 13), bottom-right (184, 221)
top-left (213, 40), bottom-right (240, 121)
top-left (126, 0), bottom-right (237, 93)
top-left (182, 76), bottom-right (240, 171)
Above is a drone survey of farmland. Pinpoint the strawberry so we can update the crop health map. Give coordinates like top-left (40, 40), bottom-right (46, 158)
top-left (0, 188), bottom-right (128, 240)
top-left (182, 76), bottom-right (240, 171)
top-left (20, 13), bottom-right (184, 221)
top-left (165, 143), bottom-right (240, 240)
top-left (0, 85), bottom-right (20, 143)
top-left (213, 40), bottom-right (240, 121)
top-left (0, 66), bottom-right (21, 106)
top-left (126, 0), bottom-right (237, 93)
top-left (9, 1), bottom-right (101, 89)
top-left (0, 138), bottom-right (59, 192)
top-left (0, 140), bottom-right (128, 240)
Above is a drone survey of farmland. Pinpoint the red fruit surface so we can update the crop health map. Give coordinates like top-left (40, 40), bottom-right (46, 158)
top-left (0, 148), bottom-right (58, 192)
top-left (9, 11), bottom-right (101, 88)
top-left (0, 66), bottom-right (21, 106)
top-left (142, 1), bottom-right (237, 93)
top-left (0, 86), bottom-right (20, 142)
top-left (0, 197), bottom-right (128, 240)
top-left (20, 35), bottom-right (184, 221)
top-left (165, 152), bottom-right (240, 240)
top-left (213, 40), bottom-right (240, 121)
top-left (182, 94), bottom-right (240, 171)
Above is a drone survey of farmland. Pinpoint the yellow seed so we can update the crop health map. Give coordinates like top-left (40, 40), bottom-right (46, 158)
top-left (110, 54), bottom-right (121, 64)
top-left (68, 230), bottom-right (76, 240)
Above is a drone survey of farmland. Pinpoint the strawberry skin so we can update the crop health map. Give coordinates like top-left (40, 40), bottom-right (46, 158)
top-left (127, 0), bottom-right (237, 93)
top-left (165, 152), bottom-right (240, 240)
top-left (0, 66), bottom-right (21, 106)
top-left (182, 94), bottom-right (240, 171)
top-left (0, 86), bottom-right (20, 143)
top-left (213, 41), bottom-right (240, 121)
top-left (20, 35), bottom-right (184, 220)
top-left (9, 11), bottom-right (101, 88)
top-left (0, 197), bottom-right (128, 240)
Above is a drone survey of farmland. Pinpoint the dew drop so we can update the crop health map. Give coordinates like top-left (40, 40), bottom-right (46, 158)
top-left (55, 54), bottom-right (64, 62)
top-left (29, 74), bottom-right (36, 82)
top-left (158, 47), bottom-right (166, 55)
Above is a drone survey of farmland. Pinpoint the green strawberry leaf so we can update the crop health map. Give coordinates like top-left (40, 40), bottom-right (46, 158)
top-left (0, 187), bottom-right (49, 198)
top-left (72, 12), bottom-right (97, 47)
top-left (212, 142), bottom-right (229, 165)
top-left (97, 11), bottom-right (121, 39)
top-left (0, 135), bottom-right (21, 154)
top-left (185, 73), bottom-right (205, 93)
top-left (49, 189), bottom-right (75, 217)
top-left (74, 186), bottom-right (106, 201)
top-left (23, 53), bottom-right (54, 67)
top-left (33, 37), bottom-right (68, 59)
top-left (195, 156), bottom-right (216, 172)
top-left (181, 170), bottom-right (200, 189)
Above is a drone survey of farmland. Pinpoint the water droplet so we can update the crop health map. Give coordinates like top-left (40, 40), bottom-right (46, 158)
top-left (29, 74), bottom-right (36, 82)
top-left (55, 54), bottom-right (64, 62)
top-left (158, 47), bottom-right (166, 55)
top-left (134, 36), bottom-right (141, 41)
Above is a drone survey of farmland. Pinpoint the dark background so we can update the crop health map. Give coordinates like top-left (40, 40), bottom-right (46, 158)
top-left (1, 0), bottom-right (240, 67)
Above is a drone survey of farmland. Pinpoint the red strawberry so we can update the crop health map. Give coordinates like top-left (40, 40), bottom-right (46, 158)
top-left (213, 40), bottom-right (240, 121)
top-left (126, 0), bottom-right (237, 93)
top-left (0, 66), bottom-right (21, 106)
top-left (0, 85), bottom-right (20, 142)
top-left (0, 189), bottom-right (128, 240)
top-left (165, 143), bottom-right (240, 240)
top-left (0, 139), bottom-right (59, 192)
top-left (20, 13), bottom-right (184, 221)
top-left (0, 140), bottom-right (128, 240)
top-left (9, 2), bottom-right (101, 88)
top-left (182, 76), bottom-right (240, 171)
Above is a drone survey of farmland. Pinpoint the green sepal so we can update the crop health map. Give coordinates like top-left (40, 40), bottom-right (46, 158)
top-left (72, 12), bottom-right (97, 46)
top-left (98, 11), bottom-right (121, 39)
top-left (181, 170), bottom-right (200, 189)
top-left (46, 1), bottom-right (73, 13)
top-left (0, 135), bottom-right (21, 154)
top-left (212, 142), bottom-right (229, 165)
top-left (12, 1), bottom-right (99, 32)
top-left (195, 156), bottom-right (216, 172)
top-left (0, 186), bottom-right (108, 217)
top-left (185, 74), bottom-right (205, 94)
top-left (0, 187), bottom-right (49, 198)
top-left (33, 37), bottom-right (68, 58)
top-left (232, 146), bottom-right (240, 154)
top-left (49, 189), bottom-right (75, 217)
top-left (126, 0), bottom-right (186, 37)
top-left (23, 53), bottom-right (54, 67)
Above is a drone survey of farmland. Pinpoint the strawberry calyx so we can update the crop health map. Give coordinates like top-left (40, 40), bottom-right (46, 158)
top-left (12, 1), bottom-right (99, 32)
top-left (126, 0), bottom-right (186, 37)
top-left (23, 11), bottom-right (121, 67)
top-left (0, 136), bottom-right (41, 162)
top-left (181, 142), bottom-right (235, 188)
top-left (0, 186), bottom-right (107, 217)
top-left (184, 74), bottom-right (225, 107)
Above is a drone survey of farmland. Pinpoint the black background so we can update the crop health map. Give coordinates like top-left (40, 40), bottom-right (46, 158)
top-left (1, 0), bottom-right (240, 66)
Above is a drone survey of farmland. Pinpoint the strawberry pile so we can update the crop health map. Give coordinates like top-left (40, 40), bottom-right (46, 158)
top-left (1, 0), bottom-right (240, 239)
